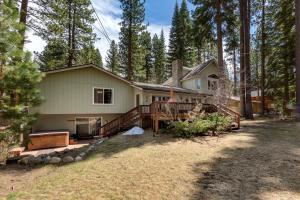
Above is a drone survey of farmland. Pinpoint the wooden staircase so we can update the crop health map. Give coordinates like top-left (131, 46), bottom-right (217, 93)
top-left (100, 105), bottom-right (150, 137)
top-left (100, 102), bottom-right (240, 137)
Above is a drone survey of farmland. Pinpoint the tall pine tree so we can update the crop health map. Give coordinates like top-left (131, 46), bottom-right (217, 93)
top-left (152, 30), bottom-right (166, 84)
top-left (0, 0), bottom-right (43, 158)
top-left (31, 0), bottom-right (96, 68)
top-left (106, 40), bottom-right (120, 74)
top-left (140, 31), bottom-right (153, 82)
top-left (119, 0), bottom-right (145, 81)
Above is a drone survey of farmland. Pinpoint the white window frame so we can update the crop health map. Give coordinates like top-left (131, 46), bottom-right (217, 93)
top-left (92, 87), bottom-right (114, 105)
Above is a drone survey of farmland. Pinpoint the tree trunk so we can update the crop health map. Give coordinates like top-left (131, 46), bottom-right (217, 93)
top-left (239, 0), bottom-right (246, 117)
top-left (67, 0), bottom-right (72, 67)
top-left (19, 0), bottom-right (28, 50)
top-left (244, 0), bottom-right (254, 119)
top-left (216, 0), bottom-right (225, 104)
top-left (283, 55), bottom-right (290, 116)
top-left (296, 0), bottom-right (300, 121)
top-left (71, 1), bottom-right (76, 65)
top-left (197, 46), bottom-right (202, 64)
top-left (260, 0), bottom-right (266, 116)
top-left (216, 0), bottom-right (224, 78)
top-left (233, 48), bottom-right (238, 96)
top-left (127, 2), bottom-right (133, 81)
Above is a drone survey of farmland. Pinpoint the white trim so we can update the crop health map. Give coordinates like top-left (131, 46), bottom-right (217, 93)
top-left (92, 87), bottom-right (114, 105)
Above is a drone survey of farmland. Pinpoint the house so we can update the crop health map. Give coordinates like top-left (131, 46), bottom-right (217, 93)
top-left (32, 59), bottom-right (221, 137)
top-left (228, 90), bottom-right (275, 114)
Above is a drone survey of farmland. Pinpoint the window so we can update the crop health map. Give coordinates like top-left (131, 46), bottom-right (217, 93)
top-left (94, 88), bottom-right (113, 104)
top-left (208, 79), bottom-right (218, 91)
top-left (195, 79), bottom-right (201, 89)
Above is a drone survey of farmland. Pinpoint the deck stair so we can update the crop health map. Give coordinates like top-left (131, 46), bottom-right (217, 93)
top-left (100, 105), bottom-right (150, 137)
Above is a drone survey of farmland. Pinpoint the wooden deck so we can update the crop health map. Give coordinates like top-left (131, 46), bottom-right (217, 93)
top-left (100, 102), bottom-right (240, 137)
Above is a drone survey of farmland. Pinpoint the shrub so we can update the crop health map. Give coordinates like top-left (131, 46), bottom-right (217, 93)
top-left (168, 113), bottom-right (233, 138)
top-left (206, 113), bottom-right (232, 133)
top-left (190, 119), bottom-right (214, 135)
top-left (169, 121), bottom-right (193, 138)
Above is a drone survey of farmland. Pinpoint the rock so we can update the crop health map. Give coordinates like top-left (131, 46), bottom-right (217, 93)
top-left (62, 156), bottom-right (74, 163)
top-left (33, 156), bottom-right (44, 165)
top-left (44, 156), bottom-right (51, 164)
top-left (79, 152), bottom-right (86, 158)
top-left (18, 157), bottom-right (29, 165)
top-left (49, 157), bottom-right (61, 164)
top-left (75, 156), bottom-right (82, 162)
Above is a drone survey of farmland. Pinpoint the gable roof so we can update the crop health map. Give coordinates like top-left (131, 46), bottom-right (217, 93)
top-left (41, 64), bottom-right (133, 85)
top-left (181, 59), bottom-right (216, 81)
top-left (163, 66), bottom-right (194, 86)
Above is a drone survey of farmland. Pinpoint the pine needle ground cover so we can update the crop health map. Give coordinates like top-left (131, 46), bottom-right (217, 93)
top-left (1, 119), bottom-right (300, 200)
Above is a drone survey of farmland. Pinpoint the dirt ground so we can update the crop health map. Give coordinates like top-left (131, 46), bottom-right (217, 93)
top-left (0, 119), bottom-right (299, 200)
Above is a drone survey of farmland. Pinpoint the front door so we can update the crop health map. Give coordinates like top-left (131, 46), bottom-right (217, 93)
top-left (136, 94), bottom-right (140, 106)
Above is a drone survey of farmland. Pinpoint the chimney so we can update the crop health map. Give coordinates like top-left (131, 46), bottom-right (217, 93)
top-left (172, 60), bottom-right (183, 87)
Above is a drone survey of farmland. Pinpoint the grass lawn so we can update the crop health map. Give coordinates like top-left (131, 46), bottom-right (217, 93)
top-left (1, 119), bottom-right (300, 200)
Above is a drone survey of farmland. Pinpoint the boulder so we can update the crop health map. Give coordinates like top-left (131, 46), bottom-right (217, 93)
top-left (62, 156), bottom-right (74, 163)
top-left (49, 157), bottom-right (61, 164)
top-left (79, 152), bottom-right (86, 158)
top-left (44, 156), bottom-right (51, 164)
top-left (75, 156), bottom-right (82, 162)
top-left (18, 157), bottom-right (29, 165)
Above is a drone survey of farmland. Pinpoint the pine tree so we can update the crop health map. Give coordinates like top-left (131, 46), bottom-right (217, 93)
top-left (31, 0), bottom-right (96, 68)
top-left (168, 2), bottom-right (181, 74)
top-left (178, 0), bottom-right (195, 67)
top-left (152, 30), bottom-right (166, 84)
top-left (119, 0), bottom-right (145, 81)
top-left (78, 45), bottom-right (103, 67)
top-left (265, 0), bottom-right (295, 116)
top-left (0, 0), bottom-right (43, 157)
top-left (240, 0), bottom-right (253, 119)
top-left (106, 40), bottom-right (120, 74)
top-left (140, 31), bottom-right (152, 82)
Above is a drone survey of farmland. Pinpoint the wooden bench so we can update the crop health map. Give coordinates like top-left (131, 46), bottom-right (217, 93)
top-left (28, 131), bottom-right (69, 151)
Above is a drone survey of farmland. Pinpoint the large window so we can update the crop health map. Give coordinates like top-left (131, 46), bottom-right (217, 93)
top-left (195, 79), bottom-right (201, 89)
top-left (94, 88), bottom-right (113, 104)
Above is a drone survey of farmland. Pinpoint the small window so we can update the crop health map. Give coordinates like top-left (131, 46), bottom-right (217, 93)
top-left (195, 79), bottom-right (201, 89)
top-left (208, 80), bottom-right (218, 91)
top-left (94, 88), bottom-right (113, 104)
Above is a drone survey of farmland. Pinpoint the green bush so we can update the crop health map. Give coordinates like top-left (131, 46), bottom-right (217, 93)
top-left (206, 113), bottom-right (232, 132)
top-left (190, 119), bottom-right (214, 134)
top-left (168, 113), bottom-right (233, 138)
top-left (170, 121), bottom-right (193, 138)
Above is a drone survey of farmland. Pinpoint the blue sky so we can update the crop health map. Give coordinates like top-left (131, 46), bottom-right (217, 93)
top-left (25, 0), bottom-right (195, 64)
top-left (145, 0), bottom-right (194, 26)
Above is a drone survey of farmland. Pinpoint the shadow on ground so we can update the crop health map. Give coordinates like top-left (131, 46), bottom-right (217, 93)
top-left (192, 119), bottom-right (300, 200)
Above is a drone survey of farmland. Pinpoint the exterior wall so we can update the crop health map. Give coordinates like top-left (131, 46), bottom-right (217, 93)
top-left (32, 67), bottom-right (135, 114)
top-left (32, 114), bottom-right (120, 133)
top-left (182, 62), bottom-right (219, 95)
top-left (141, 90), bottom-right (205, 105)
